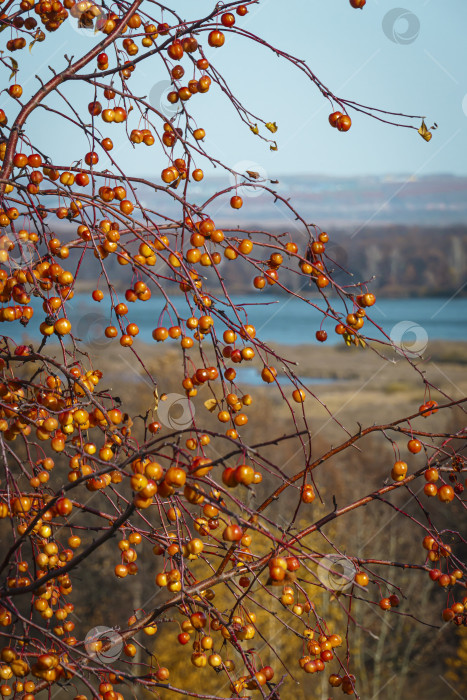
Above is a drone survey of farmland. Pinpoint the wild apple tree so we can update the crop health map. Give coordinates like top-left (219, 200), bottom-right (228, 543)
top-left (0, 1), bottom-right (464, 699)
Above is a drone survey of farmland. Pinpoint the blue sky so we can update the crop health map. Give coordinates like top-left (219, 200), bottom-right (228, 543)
top-left (1, 0), bottom-right (466, 178)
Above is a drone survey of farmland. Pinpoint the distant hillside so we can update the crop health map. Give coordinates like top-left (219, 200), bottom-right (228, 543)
top-left (180, 173), bottom-right (467, 229)
top-left (51, 173), bottom-right (467, 298)
top-left (202, 224), bottom-right (467, 299)
top-left (62, 223), bottom-right (466, 299)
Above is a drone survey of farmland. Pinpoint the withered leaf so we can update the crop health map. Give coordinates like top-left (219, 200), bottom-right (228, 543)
top-left (122, 413), bottom-right (133, 428)
top-left (204, 398), bottom-right (219, 413)
top-left (418, 120), bottom-right (432, 142)
top-left (8, 57), bottom-right (18, 80)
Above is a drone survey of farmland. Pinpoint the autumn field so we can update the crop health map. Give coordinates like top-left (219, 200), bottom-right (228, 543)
top-left (12, 336), bottom-right (461, 700)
